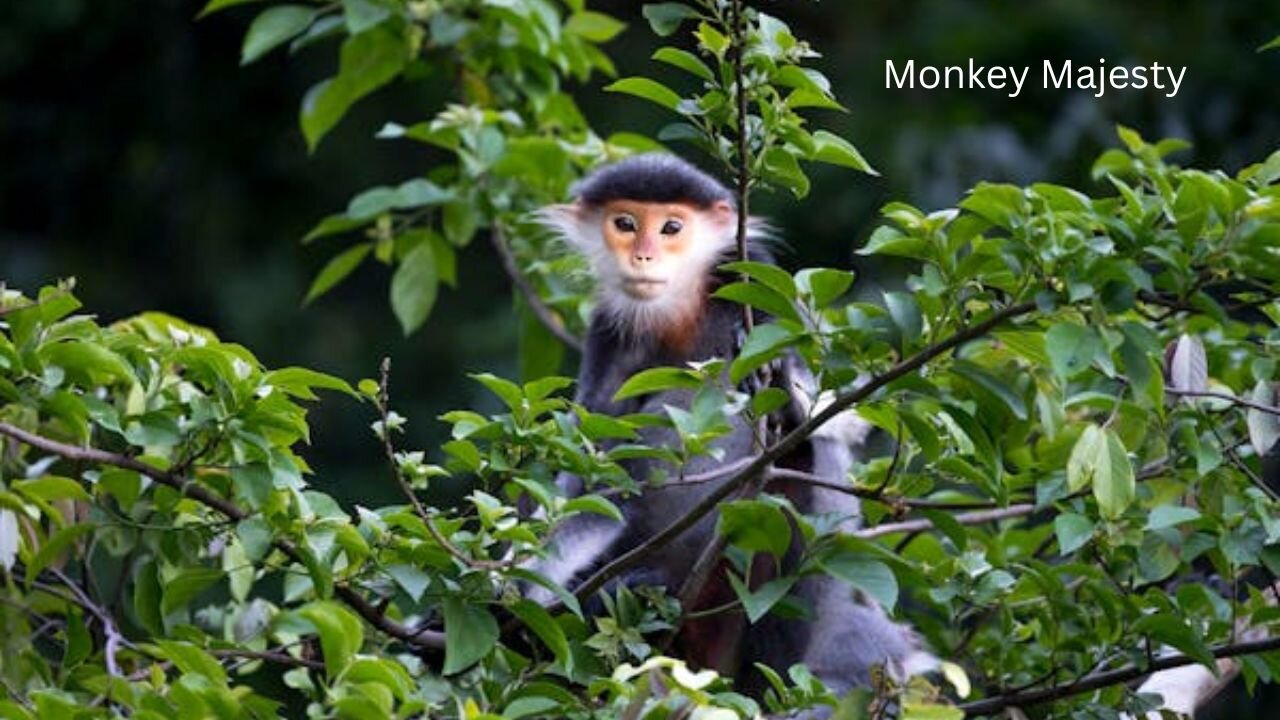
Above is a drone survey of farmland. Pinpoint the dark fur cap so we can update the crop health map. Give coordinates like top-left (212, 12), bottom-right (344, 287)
top-left (572, 153), bottom-right (735, 209)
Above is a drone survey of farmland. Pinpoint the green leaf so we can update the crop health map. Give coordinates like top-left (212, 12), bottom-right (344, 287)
top-left (1260, 35), bottom-right (1280, 52)
top-left (302, 213), bottom-right (366, 244)
top-left (720, 261), bottom-right (797, 300)
top-left (199, 0), bottom-right (264, 18)
top-left (162, 567), bottom-right (226, 614)
top-left (99, 469), bottom-right (142, 510)
top-left (730, 323), bottom-right (794, 385)
top-left (470, 372), bottom-right (523, 409)
top-left (343, 0), bottom-right (392, 34)
top-left (155, 640), bottom-right (227, 685)
top-left (508, 567), bottom-right (583, 619)
top-left (12, 476), bottom-right (90, 503)
top-left (1067, 425), bottom-right (1104, 492)
top-left (264, 366), bottom-right (357, 399)
top-left (562, 495), bottom-right (624, 522)
top-left (301, 25), bottom-right (408, 150)
top-left (1132, 614), bottom-right (1214, 668)
top-left (762, 146), bottom-right (810, 198)
top-left (642, 3), bottom-right (701, 37)
top-left (510, 600), bottom-right (572, 670)
top-left (605, 77), bottom-right (682, 111)
top-left (950, 361), bottom-right (1027, 421)
top-left (820, 555), bottom-right (898, 611)
top-left (1115, 124), bottom-right (1147, 153)
top-left (613, 367), bottom-right (702, 400)
top-left (718, 501), bottom-right (791, 558)
top-left (1147, 505), bottom-right (1202, 530)
top-left (299, 601), bottom-right (364, 678)
top-left (796, 268), bottom-right (854, 308)
top-left (442, 597), bottom-right (499, 674)
top-left (565, 11), bottom-right (626, 42)
top-left (390, 243), bottom-right (439, 334)
top-left (652, 47), bottom-right (713, 81)
top-left (728, 574), bottom-right (796, 623)
top-left (1053, 513), bottom-right (1094, 554)
top-left (39, 342), bottom-right (135, 386)
top-left (884, 291), bottom-right (922, 348)
top-left (1074, 426), bottom-right (1135, 519)
top-left (63, 609), bottom-right (91, 669)
top-left (347, 179), bottom-right (452, 220)
top-left (241, 6), bottom-right (316, 65)
top-left (901, 703), bottom-right (964, 720)
top-left (231, 464), bottom-right (273, 509)
top-left (713, 281), bottom-right (800, 323)
top-left (304, 244), bottom-right (370, 304)
top-left (28, 524), bottom-right (94, 587)
top-left (1045, 323), bottom-right (1100, 381)
top-left (237, 516), bottom-right (274, 562)
top-left (751, 387), bottom-right (790, 417)
top-left (134, 560), bottom-right (164, 636)
top-left (386, 564), bottom-right (431, 602)
top-left (810, 130), bottom-right (877, 176)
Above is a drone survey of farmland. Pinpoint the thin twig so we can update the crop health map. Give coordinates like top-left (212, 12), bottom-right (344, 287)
top-left (211, 647), bottom-right (324, 671)
top-left (39, 571), bottom-right (132, 678)
top-left (490, 227), bottom-right (583, 352)
top-left (853, 504), bottom-right (1035, 540)
top-left (765, 467), bottom-right (1005, 510)
top-left (729, 0), bottom-right (752, 331)
top-left (957, 636), bottom-right (1280, 716)
top-left (0, 421), bottom-right (446, 650)
top-left (1167, 388), bottom-right (1280, 417)
top-left (375, 359), bottom-right (509, 571)
top-left (567, 301), bottom-right (1037, 602)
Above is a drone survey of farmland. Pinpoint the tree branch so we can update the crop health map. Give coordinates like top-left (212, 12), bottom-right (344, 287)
top-left (853, 504), bottom-right (1035, 540)
top-left (374, 359), bottom-right (509, 571)
top-left (0, 421), bottom-right (446, 650)
top-left (1167, 387), bottom-right (1280, 417)
top-left (490, 226), bottom-right (583, 352)
top-left (958, 636), bottom-right (1280, 716)
top-left (569, 300), bottom-right (1037, 601)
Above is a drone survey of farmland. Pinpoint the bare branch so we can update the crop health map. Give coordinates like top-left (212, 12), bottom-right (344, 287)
top-left (958, 636), bottom-right (1280, 716)
top-left (490, 227), bottom-right (583, 352)
top-left (211, 647), bottom-right (325, 671)
top-left (728, 0), bottom-right (752, 332)
top-left (854, 504), bottom-right (1035, 540)
top-left (37, 571), bottom-right (131, 678)
top-left (1167, 387), bottom-right (1280, 417)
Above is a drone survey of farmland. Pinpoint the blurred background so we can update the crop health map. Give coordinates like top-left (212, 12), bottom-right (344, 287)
top-left (1, 2), bottom-right (1278, 709)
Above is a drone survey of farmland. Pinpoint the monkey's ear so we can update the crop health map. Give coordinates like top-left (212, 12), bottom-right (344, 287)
top-left (537, 202), bottom-right (592, 248)
top-left (710, 200), bottom-right (737, 227)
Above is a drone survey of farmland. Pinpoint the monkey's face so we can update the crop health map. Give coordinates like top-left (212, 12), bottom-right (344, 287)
top-left (596, 200), bottom-right (735, 303)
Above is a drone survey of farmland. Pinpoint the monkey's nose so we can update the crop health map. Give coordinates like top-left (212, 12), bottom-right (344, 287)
top-left (632, 252), bottom-right (654, 263)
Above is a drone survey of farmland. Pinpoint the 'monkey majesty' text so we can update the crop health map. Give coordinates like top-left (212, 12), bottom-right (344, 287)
top-left (885, 59), bottom-right (1186, 98)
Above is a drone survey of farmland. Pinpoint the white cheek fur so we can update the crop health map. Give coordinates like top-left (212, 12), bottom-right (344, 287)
top-left (535, 206), bottom-right (786, 342)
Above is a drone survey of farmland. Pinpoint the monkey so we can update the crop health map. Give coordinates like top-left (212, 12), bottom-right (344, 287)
top-left (528, 153), bottom-right (935, 716)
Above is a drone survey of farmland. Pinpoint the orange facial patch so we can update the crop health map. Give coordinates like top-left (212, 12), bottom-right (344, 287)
top-left (599, 200), bottom-right (697, 269)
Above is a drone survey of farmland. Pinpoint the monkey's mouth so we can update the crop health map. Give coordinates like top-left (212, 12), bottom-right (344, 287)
top-left (621, 277), bottom-right (668, 298)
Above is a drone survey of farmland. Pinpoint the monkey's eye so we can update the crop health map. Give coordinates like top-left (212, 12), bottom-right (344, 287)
top-left (612, 215), bottom-right (637, 233)
top-left (660, 219), bottom-right (683, 235)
